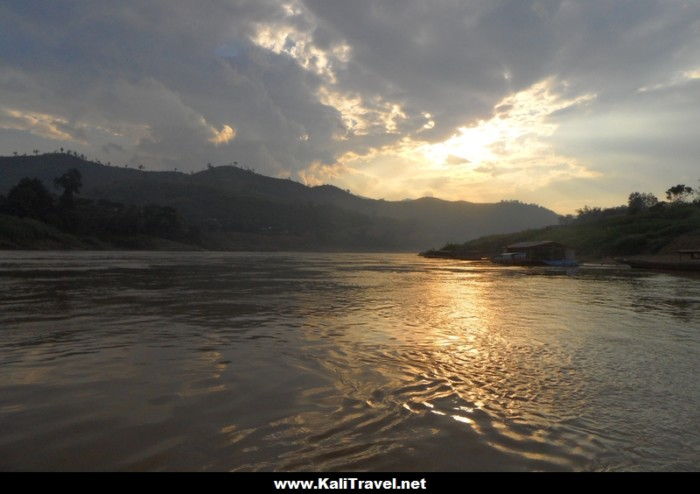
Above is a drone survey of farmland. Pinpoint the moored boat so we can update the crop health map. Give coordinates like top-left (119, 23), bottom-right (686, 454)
top-left (491, 240), bottom-right (578, 267)
top-left (542, 259), bottom-right (579, 267)
top-left (617, 257), bottom-right (700, 271)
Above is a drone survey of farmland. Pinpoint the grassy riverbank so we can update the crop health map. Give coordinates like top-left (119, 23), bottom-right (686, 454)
top-left (424, 203), bottom-right (700, 261)
top-left (0, 213), bottom-right (198, 251)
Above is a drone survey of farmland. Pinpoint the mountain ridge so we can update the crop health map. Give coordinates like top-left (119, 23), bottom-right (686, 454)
top-left (0, 153), bottom-right (560, 250)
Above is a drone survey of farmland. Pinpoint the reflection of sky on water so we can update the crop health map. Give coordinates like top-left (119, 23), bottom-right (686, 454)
top-left (0, 252), bottom-right (698, 471)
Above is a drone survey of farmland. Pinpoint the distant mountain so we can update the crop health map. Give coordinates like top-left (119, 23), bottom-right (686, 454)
top-left (0, 154), bottom-right (560, 250)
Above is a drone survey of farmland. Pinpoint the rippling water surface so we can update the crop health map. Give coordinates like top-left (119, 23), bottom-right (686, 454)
top-left (0, 251), bottom-right (698, 471)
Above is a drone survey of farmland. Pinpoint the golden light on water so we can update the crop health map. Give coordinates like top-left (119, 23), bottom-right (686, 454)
top-left (284, 260), bottom-right (604, 467)
top-left (2, 253), bottom-right (698, 470)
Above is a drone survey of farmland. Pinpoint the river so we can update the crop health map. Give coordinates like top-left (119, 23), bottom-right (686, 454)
top-left (0, 251), bottom-right (698, 471)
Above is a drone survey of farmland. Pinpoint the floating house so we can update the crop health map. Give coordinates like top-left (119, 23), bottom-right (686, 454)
top-left (492, 240), bottom-right (577, 267)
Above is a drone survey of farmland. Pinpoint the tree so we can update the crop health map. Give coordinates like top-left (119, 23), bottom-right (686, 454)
top-left (143, 205), bottom-right (184, 239)
top-left (665, 184), bottom-right (694, 203)
top-left (3, 178), bottom-right (54, 219)
top-left (575, 205), bottom-right (602, 221)
top-left (53, 168), bottom-right (82, 209)
top-left (558, 214), bottom-right (575, 225)
top-left (627, 192), bottom-right (658, 214)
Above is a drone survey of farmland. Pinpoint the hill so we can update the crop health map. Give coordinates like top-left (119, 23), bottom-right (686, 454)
top-left (429, 203), bottom-right (700, 260)
top-left (0, 213), bottom-right (197, 251)
top-left (0, 153), bottom-right (560, 250)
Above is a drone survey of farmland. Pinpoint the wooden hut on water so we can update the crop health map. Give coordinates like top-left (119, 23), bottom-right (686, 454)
top-left (493, 240), bottom-right (577, 266)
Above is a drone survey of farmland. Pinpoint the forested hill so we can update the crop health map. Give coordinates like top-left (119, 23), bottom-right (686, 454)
top-left (426, 201), bottom-right (700, 260)
top-left (0, 153), bottom-right (559, 250)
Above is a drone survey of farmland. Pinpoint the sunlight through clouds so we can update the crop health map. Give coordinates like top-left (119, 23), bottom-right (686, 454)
top-left (316, 87), bottom-right (369, 137)
top-left (419, 78), bottom-right (596, 170)
top-left (0, 108), bottom-right (79, 142)
top-left (637, 66), bottom-right (700, 93)
top-left (250, 14), bottom-right (351, 84)
top-left (249, 1), bottom-right (409, 141)
top-left (208, 124), bottom-right (237, 145)
top-left (251, 24), bottom-right (338, 82)
top-left (2, 1), bottom-right (700, 211)
top-left (299, 78), bottom-right (601, 207)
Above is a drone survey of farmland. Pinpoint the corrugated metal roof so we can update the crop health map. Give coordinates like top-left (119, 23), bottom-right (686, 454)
top-left (507, 240), bottom-right (559, 249)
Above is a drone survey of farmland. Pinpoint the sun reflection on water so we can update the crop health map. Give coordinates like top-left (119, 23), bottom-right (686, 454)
top-left (0, 252), bottom-right (697, 471)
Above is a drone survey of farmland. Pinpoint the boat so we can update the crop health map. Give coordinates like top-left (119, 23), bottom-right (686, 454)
top-left (542, 259), bottom-right (579, 267)
top-left (618, 251), bottom-right (700, 271)
top-left (491, 240), bottom-right (578, 267)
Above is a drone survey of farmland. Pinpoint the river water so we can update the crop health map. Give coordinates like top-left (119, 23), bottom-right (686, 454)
top-left (0, 251), bottom-right (698, 471)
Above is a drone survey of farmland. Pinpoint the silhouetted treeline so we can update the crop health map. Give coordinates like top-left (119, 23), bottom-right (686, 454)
top-left (433, 181), bottom-right (700, 260)
top-left (0, 169), bottom-right (196, 243)
top-left (557, 183), bottom-right (700, 225)
top-left (0, 154), bottom-right (561, 250)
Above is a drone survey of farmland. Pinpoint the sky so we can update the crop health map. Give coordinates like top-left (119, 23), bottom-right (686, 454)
top-left (1, 0), bottom-right (699, 214)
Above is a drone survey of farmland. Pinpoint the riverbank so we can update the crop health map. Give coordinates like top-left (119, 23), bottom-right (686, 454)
top-left (0, 213), bottom-right (199, 251)
top-left (0, 213), bottom-right (414, 252)
top-left (421, 203), bottom-right (700, 262)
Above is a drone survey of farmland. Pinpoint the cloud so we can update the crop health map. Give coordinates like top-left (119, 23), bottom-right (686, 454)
top-left (208, 124), bottom-right (236, 145)
top-left (445, 155), bottom-right (470, 166)
top-left (305, 77), bottom-right (601, 210)
top-left (297, 160), bottom-right (355, 186)
top-left (0, 108), bottom-right (77, 141)
top-left (0, 0), bottom-right (699, 211)
top-left (101, 142), bottom-right (124, 154)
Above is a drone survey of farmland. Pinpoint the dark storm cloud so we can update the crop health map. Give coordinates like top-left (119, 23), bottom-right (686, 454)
top-left (0, 0), bottom-right (341, 173)
top-left (306, 0), bottom-right (699, 135)
top-left (303, 0), bottom-right (557, 137)
top-left (0, 0), bottom-right (698, 196)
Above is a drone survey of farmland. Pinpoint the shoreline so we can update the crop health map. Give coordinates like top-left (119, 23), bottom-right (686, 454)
top-left (420, 251), bottom-right (700, 274)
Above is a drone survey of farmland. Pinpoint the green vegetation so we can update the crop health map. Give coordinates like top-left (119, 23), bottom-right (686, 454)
top-left (0, 153), bottom-right (560, 250)
top-left (0, 169), bottom-right (198, 250)
top-left (3, 153), bottom-right (698, 255)
top-left (0, 213), bottom-right (95, 249)
top-left (429, 187), bottom-right (700, 260)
